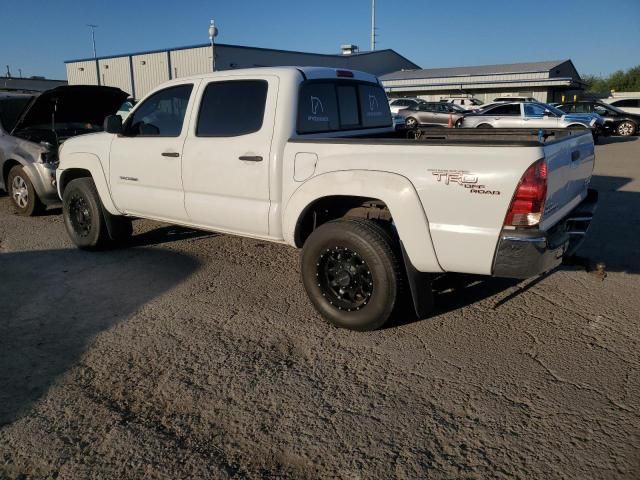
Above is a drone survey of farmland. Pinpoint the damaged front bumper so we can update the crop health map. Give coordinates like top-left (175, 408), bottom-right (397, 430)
top-left (492, 189), bottom-right (598, 279)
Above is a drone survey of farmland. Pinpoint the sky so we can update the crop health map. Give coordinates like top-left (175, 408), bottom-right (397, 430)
top-left (1, 0), bottom-right (639, 80)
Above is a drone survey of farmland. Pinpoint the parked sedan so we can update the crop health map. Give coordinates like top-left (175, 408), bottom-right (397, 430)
top-left (397, 102), bottom-right (465, 128)
top-left (0, 85), bottom-right (128, 215)
top-left (458, 102), bottom-right (600, 139)
top-left (555, 101), bottom-right (639, 136)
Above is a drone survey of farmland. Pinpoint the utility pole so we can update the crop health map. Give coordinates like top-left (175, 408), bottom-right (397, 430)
top-left (87, 24), bottom-right (98, 58)
top-left (370, 0), bottom-right (376, 51)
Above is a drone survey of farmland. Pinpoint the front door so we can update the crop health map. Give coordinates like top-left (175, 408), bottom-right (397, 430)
top-left (181, 76), bottom-right (277, 237)
top-left (109, 83), bottom-right (196, 221)
top-left (523, 103), bottom-right (559, 128)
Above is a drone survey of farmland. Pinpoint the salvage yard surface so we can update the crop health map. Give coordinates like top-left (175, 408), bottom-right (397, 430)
top-left (1, 138), bottom-right (639, 479)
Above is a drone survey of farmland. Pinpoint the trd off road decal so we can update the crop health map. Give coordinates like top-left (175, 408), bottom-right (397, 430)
top-left (429, 169), bottom-right (501, 195)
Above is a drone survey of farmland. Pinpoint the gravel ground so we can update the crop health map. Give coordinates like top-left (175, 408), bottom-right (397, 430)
top-left (1, 137), bottom-right (639, 479)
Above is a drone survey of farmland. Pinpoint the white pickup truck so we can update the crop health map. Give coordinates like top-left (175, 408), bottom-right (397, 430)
top-left (56, 67), bottom-right (598, 331)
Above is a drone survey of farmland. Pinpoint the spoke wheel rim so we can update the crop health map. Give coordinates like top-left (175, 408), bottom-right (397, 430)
top-left (619, 122), bottom-right (633, 135)
top-left (316, 246), bottom-right (374, 312)
top-left (11, 175), bottom-right (28, 209)
top-left (68, 193), bottom-right (92, 237)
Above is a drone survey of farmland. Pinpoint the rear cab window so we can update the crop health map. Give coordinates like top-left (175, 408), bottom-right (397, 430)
top-left (297, 80), bottom-right (392, 134)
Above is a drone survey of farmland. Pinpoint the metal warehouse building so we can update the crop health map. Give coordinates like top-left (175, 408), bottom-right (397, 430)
top-left (380, 60), bottom-right (586, 103)
top-left (65, 43), bottom-right (419, 99)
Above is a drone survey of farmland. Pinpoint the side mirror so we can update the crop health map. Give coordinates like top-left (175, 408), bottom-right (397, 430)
top-left (104, 114), bottom-right (123, 134)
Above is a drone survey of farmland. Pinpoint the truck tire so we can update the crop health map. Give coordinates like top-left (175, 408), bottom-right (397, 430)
top-left (301, 218), bottom-right (403, 331)
top-left (62, 177), bottom-right (111, 249)
top-left (7, 165), bottom-right (44, 216)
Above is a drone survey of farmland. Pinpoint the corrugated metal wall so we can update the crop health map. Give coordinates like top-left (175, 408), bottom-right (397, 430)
top-left (132, 52), bottom-right (170, 98)
top-left (170, 46), bottom-right (212, 79)
top-left (98, 57), bottom-right (132, 95)
top-left (66, 60), bottom-right (98, 85)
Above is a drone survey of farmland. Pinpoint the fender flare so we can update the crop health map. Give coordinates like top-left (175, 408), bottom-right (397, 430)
top-left (57, 152), bottom-right (121, 215)
top-left (283, 170), bottom-right (442, 273)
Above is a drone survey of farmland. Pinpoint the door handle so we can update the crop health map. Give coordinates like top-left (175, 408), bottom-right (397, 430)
top-left (239, 155), bottom-right (263, 162)
top-left (161, 151), bottom-right (180, 158)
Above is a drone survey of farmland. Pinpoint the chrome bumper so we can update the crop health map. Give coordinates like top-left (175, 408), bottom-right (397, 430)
top-left (492, 189), bottom-right (598, 279)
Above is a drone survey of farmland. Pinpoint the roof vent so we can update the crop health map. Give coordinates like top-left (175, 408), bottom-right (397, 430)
top-left (340, 44), bottom-right (359, 55)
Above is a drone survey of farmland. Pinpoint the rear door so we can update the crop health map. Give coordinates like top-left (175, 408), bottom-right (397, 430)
top-left (485, 103), bottom-right (522, 127)
top-left (181, 75), bottom-right (277, 236)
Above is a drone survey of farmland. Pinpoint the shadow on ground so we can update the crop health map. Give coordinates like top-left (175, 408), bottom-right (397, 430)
top-left (0, 247), bottom-right (200, 426)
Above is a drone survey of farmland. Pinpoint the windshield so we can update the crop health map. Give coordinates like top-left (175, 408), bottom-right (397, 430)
top-left (469, 98), bottom-right (484, 105)
top-left (448, 104), bottom-right (466, 112)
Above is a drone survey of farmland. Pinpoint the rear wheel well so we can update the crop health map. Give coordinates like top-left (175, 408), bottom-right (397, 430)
top-left (295, 196), bottom-right (394, 247)
top-left (2, 160), bottom-right (21, 189)
top-left (59, 169), bottom-right (92, 196)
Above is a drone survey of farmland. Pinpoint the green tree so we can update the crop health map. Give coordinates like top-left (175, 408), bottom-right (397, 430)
top-left (584, 66), bottom-right (640, 94)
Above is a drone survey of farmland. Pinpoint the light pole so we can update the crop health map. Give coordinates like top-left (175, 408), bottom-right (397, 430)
top-left (87, 24), bottom-right (98, 58)
top-left (208, 19), bottom-right (218, 72)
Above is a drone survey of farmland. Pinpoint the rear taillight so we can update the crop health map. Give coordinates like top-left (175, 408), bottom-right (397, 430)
top-left (504, 159), bottom-right (548, 227)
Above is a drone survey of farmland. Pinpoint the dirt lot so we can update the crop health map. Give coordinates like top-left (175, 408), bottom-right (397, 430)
top-left (1, 137), bottom-right (639, 479)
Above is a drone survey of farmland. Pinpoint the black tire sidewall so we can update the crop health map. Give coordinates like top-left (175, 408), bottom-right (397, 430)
top-left (301, 221), bottom-right (399, 331)
top-left (7, 165), bottom-right (41, 216)
top-left (62, 178), bottom-right (106, 249)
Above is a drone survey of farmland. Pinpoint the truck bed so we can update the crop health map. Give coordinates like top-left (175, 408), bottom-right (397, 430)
top-left (290, 128), bottom-right (592, 147)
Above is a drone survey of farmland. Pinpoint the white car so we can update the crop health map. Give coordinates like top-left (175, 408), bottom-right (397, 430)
top-left (388, 97), bottom-right (425, 114)
top-left (439, 97), bottom-right (484, 110)
top-left (602, 97), bottom-right (640, 115)
top-left (56, 67), bottom-right (598, 331)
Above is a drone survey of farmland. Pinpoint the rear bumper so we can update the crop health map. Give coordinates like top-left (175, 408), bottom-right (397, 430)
top-left (492, 189), bottom-right (598, 279)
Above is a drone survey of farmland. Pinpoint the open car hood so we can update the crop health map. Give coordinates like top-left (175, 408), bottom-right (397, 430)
top-left (11, 85), bottom-right (129, 134)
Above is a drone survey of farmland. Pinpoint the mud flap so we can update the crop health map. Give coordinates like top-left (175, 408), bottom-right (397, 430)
top-left (401, 243), bottom-right (434, 319)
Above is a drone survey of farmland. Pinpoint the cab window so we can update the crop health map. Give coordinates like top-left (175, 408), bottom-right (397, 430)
top-left (196, 80), bottom-right (268, 137)
top-left (125, 84), bottom-right (193, 137)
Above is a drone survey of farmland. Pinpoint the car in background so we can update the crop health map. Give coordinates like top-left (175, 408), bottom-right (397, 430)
top-left (457, 101), bottom-right (600, 139)
top-left (602, 97), bottom-right (640, 115)
top-left (397, 101), bottom-right (465, 128)
top-left (493, 96), bottom-right (537, 103)
top-left (555, 100), bottom-right (639, 136)
top-left (0, 85), bottom-right (128, 215)
top-left (439, 97), bottom-right (484, 110)
top-left (388, 97), bottom-right (425, 114)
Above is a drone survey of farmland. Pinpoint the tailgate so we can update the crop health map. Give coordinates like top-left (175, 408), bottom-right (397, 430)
top-left (540, 132), bottom-right (595, 230)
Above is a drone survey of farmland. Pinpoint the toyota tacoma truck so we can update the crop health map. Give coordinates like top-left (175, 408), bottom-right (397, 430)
top-left (56, 67), bottom-right (598, 331)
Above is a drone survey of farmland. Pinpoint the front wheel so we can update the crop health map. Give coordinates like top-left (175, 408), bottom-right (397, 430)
top-left (62, 177), bottom-right (110, 249)
top-left (7, 165), bottom-right (44, 216)
top-left (301, 218), bottom-right (403, 331)
top-left (617, 121), bottom-right (636, 136)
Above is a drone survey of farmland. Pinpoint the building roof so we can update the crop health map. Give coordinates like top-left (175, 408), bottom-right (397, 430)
top-left (65, 42), bottom-right (420, 69)
top-left (0, 76), bottom-right (67, 93)
top-left (380, 60), bottom-right (572, 81)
